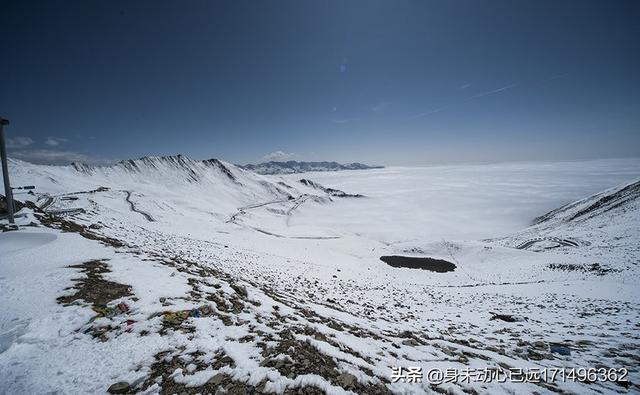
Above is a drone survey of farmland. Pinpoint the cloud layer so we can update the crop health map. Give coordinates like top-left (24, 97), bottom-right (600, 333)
top-left (4, 135), bottom-right (113, 166)
top-left (44, 137), bottom-right (68, 147)
top-left (10, 149), bottom-right (115, 166)
top-left (263, 151), bottom-right (296, 161)
top-left (6, 136), bottom-right (34, 149)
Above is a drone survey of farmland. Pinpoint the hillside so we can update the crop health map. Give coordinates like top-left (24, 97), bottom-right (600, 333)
top-left (4, 156), bottom-right (362, 225)
top-left (498, 180), bottom-right (640, 256)
top-left (1, 158), bottom-right (638, 394)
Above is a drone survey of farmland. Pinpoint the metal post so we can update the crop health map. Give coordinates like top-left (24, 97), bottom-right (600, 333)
top-left (0, 118), bottom-right (15, 224)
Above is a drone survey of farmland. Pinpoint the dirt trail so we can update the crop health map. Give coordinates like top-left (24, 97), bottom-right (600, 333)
top-left (124, 191), bottom-right (155, 222)
top-left (516, 237), bottom-right (578, 249)
top-left (226, 197), bottom-right (296, 223)
top-left (250, 226), bottom-right (340, 239)
top-left (226, 195), bottom-right (339, 239)
top-left (285, 195), bottom-right (309, 226)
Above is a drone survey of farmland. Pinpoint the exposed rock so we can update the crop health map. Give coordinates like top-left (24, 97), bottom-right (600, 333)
top-left (402, 338), bottom-right (420, 346)
top-left (107, 381), bottom-right (130, 394)
top-left (549, 344), bottom-right (571, 356)
top-left (299, 179), bottom-right (364, 198)
top-left (527, 349), bottom-right (546, 361)
top-left (489, 313), bottom-right (526, 323)
top-left (533, 341), bottom-right (546, 348)
top-left (57, 260), bottom-right (132, 307)
top-left (208, 373), bottom-right (226, 386)
top-left (337, 372), bottom-right (358, 389)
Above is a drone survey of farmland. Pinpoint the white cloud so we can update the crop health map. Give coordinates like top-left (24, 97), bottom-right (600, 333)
top-left (372, 101), bottom-right (392, 112)
top-left (330, 118), bottom-right (355, 124)
top-left (6, 136), bottom-right (34, 148)
top-left (263, 151), bottom-right (296, 161)
top-left (44, 137), bottom-right (68, 147)
top-left (410, 82), bottom-right (518, 119)
top-left (470, 83), bottom-right (519, 99)
top-left (10, 149), bottom-right (115, 166)
top-left (411, 107), bottom-right (446, 119)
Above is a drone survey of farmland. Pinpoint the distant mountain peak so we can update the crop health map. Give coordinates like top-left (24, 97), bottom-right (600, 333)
top-left (240, 160), bottom-right (383, 175)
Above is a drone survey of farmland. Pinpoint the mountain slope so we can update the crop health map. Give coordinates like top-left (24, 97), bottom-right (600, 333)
top-left (8, 155), bottom-right (294, 218)
top-left (498, 179), bottom-right (640, 260)
top-left (6, 155), bottom-right (366, 233)
top-left (532, 179), bottom-right (640, 225)
top-left (1, 160), bottom-right (638, 395)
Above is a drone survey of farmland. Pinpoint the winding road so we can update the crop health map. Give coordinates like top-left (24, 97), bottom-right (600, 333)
top-left (124, 191), bottom-right (155, 222)
top-left (226, 195), bottom-right (340, 239)
top-left (226, 197), bottom-right (299, 223)
top-left (516, 237), bottom-right (578, 250)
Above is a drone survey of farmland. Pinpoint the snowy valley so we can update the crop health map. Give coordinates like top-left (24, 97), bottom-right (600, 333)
top-left (1, 156), bottom-right (639, 395)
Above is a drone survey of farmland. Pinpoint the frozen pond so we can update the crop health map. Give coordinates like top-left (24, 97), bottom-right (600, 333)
top-left (380, 255), bottom-right (456, 272)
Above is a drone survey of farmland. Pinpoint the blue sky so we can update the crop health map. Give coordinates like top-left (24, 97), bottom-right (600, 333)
top-left (1, 0), bottom-right (639, 165)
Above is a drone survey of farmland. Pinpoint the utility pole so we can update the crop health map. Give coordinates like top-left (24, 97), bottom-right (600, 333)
top-left (0, 117), bottom-right (15, 224)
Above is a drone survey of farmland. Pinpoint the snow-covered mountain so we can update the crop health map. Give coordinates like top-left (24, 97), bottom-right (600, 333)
top-left (4, 155), bottom-right (364, 232)
top-left (1, 158), bottom-right (639, 394)
top-left (532, 179), bottom-right (640, 226)
top-left (499, 179), bottom-right (640, 255)
top-left (240, 160), bottom-right (383, 175)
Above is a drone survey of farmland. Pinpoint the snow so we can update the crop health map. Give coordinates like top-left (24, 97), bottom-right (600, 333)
top-left (0, 228), bottom-right (153, 393)
top-left (1, 156), bottom-right (639, 394)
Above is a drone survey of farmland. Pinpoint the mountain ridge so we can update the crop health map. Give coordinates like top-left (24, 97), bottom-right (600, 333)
top-left (9, 155), bottom-right (383, 176)
top-left (5, 155), bottom-right (367, 221)
top-left (239, 160), bottom-right (383, 175)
